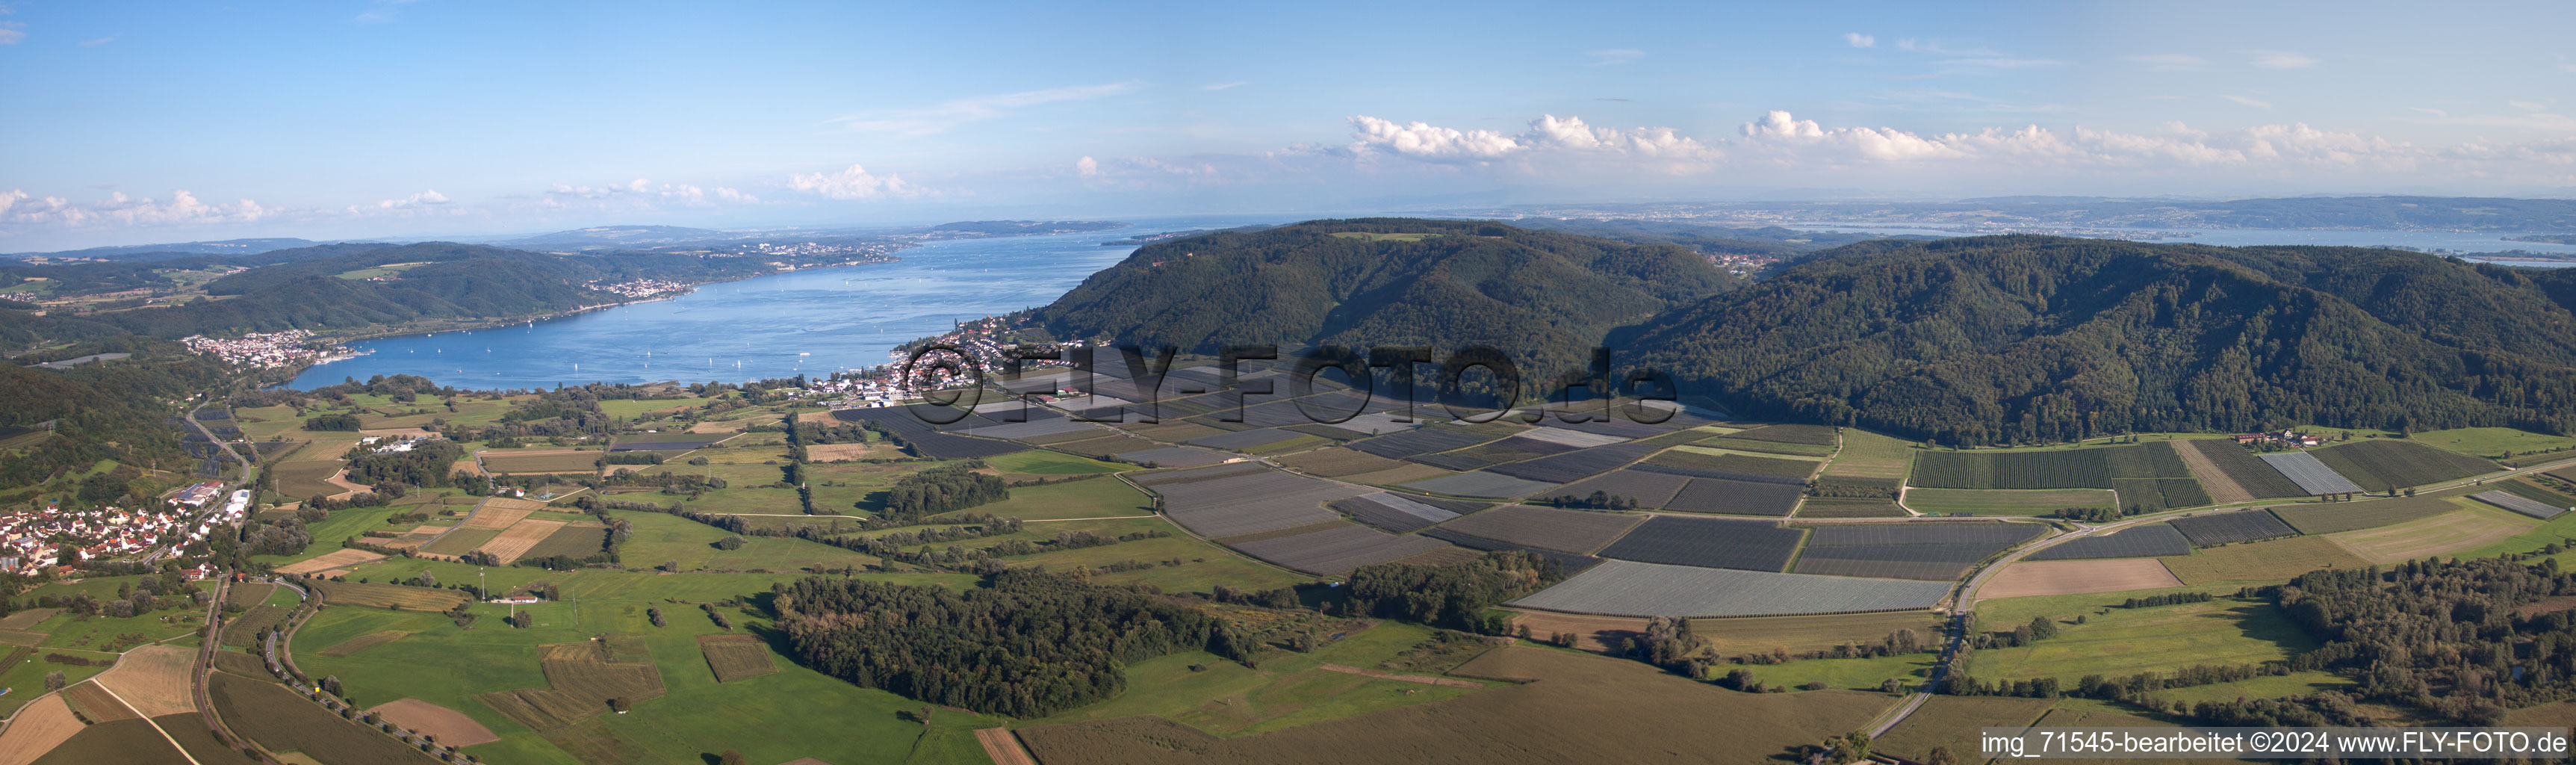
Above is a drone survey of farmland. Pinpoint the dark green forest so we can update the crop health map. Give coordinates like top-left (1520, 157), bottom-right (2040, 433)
top-left (1033, 218), bottom-right (1737, 376)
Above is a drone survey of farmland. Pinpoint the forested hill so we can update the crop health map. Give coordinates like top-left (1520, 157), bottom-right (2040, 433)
top-left (5, 242), bottom-right (772, 344)
top-left (1032, 218), bottom-right (1737, 374)
top-left (1617, 235), bottom-right (2576, 445)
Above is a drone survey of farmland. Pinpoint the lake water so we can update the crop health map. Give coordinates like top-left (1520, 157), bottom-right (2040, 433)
top-left (290, 217), bottom-right (2576, 391)
top-left (287, 218), bottom-right (1273, 390)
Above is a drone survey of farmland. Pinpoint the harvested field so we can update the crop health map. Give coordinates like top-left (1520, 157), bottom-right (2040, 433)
top-left (476, 518), bottom-right (566, 564)
top-left (2271, 495), bottom-right (2461, 534)
top-left (1512, 560), bottom-right (1953, 617)
top-left (477, 639), bottom-right (667, 731)
top-left (2259, 451), bottom-right (2365, 495)
top-left (1403, 471), bottom-right (1559, 499)
top-left (1540, 469), bottom-right (1689, 508)
top-left (2179, 439), bottom-right (2307, 498)
top-left (1722, 424), bottom-right (1838, 445)
top-left (1798, 498), bottom-right (1909, 518)
top-left (515, 521), bottom-right (612, 561)
top-left (1152, 468), bottom-right (1362, 538)
top-left (1978, 559), bottom-right (2183, 600)
top-left (311, 580), bottom-right (466, 612)
top-left (0, 695), bottom-right (82, 765)
top-left (1597, 515), bottom-right (1803, 572)
top-left (221, 605), bottom-right (288, 647)
top-left (419, 527), bottom-right (499, 556)
top-left (2160, 535), bottom-right (2370, 584)
top-left (63, 681), bottom-right (139, 721)
top-left (2328, 508), bottom-right (2539, 563)
top-left (370, 699), bottom-right (500, 747)
top-left (2473, 490), bottom-right (2571, 520)
top-left (273, 459), bottom-right (354, 501)
top-left (479, 450), bottom-right (602, 474)
top-left (0, 608), bottom-right (55, 631)
top-left (212, 673), bottom-right (441, 765)
top-left (1232, 524), bottom-right (1450, 574)
top-left (1660, 477), bottom-right (1806, 516)
top-left (1272, 447), bottom-right (1405, 477)
top-left (1825, 430), bottom-right (1915, 480)
top-left (1017, 645), bottom-right (1882, 765)
top-left (460, 501), bottom-right (536, 530)
top-left (89, 643), bottom-right (193, 716)
top-left (1329, 493), bottom-right (1462, 533)
top-left (27, 719), bottom-right (190, 765)
top-left (274, 548), bottom-right (385, 575)
top-left (2169, 510), bottom-right (2297, 547)
top-left (1791, 522), bottom-right (2046, 580)
top-left (1432, 504), bottom-right (1642, 554)
top-left (1911, 449), bottom-right (2111, 489)
top-left (2176, 439), bottom-right (2253, 504)
top-left (979, 728), bottom-right (1039, 765)
top-left (2311, 440), bottom-right (2499, 492)
top-left (2026, 524), bottom-right (2193, 560)
top-left (317, 630), bottom-right (409, 657)
top-left (213, 651), bottom-right (270, 678)
top-left (697, 634), bottom-right (780, 683)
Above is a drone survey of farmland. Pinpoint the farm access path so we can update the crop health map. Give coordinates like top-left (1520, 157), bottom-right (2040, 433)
top-left (1864, 450), bottom-right (2576, 737)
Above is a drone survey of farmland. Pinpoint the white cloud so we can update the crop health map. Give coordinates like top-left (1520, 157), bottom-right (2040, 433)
top-left (0, 21), bottom-right (23, 44)
top-left (1075, 156), bottom-right (1100, 177)
top-left (786, 164), bottom-right (919, 200)
top-left (0, 188), bottom-right (267, 229)
top-left (2219, 94), bottom-right (2274, 109)
top-left (346, 189), bottom-right (450, 216)
top-left (1845, 33), bottom-right (1875, 49)
top-left (831, 81), bottom-right (1139, 136)
top-left (1200, 81), bottom-right (1249, 90)
top-left (544, 179), bottom-right (757, 207)
top-left (1586, 49), bottom-right (1644, 66)
top-left (1347, 117), bottom-right (1524, 161)
top-left (2247, 50), bottom-right (2316, 69)
top-left (2123, 54), bottom-right (2207, 71)
top-left (1342, 114), bottom-right (1719, 174)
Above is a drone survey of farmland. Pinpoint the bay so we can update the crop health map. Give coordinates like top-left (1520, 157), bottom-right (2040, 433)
top-left (286, 218), bottom-right (1273, 390)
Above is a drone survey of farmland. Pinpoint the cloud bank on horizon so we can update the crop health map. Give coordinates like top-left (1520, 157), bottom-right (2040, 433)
top-left (1, 1), bottom-right (2572, 249)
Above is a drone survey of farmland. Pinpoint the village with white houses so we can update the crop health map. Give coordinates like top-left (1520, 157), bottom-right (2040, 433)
top-left (0, 481), bottom-right (247, 577)
top-left (180, 329), bottom-right (328, 370)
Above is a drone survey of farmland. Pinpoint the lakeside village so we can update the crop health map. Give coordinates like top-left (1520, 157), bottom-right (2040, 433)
top-left (178, 279), bottom-right (699, 371)
top-left (0, 483), bottom-right (248, 577)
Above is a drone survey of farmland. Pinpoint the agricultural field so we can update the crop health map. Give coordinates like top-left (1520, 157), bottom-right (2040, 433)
top-left (1872, 695), bottom-right (2056, 764)
top-left (1230, 524), bottom-right (1449, 574)
top-left (1271, 447), bottom-right (1404, 477)
top-left (1510, 560), bottom-right (1954, 617)
top-left (1402, 471), bottom-right (1559, 499)
top-left (697, 634), bottom-right (780, 682)
top-left (2473, 489), bottom-right (2572, 520)
top-left (1430, 504), bottom-right (1642, 555)
top-left (1903, 488), bottom-right (2115, 516)
top-left (1018, 621), bottom-right (1488, 737)
top-left (1964, 595), bottom-right (2318, 687)
top-left (1639, 447), bottom-right (1818, 481)
top-left (2167, 510), bottom-right (2298, 547)
top-left (2025, 524), bottom-right (2192, 560)
top-left (1978, 558), bottom-right (2182, 600)
top-left (1015, 645), bottom-right (1883, 765)
top-left (1911, 449), bottom-right (2111, 489)
top-left (210, 673), bottom-right (443, 765)
top-left (2158, 536), bottom-right (2370, 584)
top-left (1822, 430), bottom-right (1916, 481)
top-left (311, 580), bottom-right (468, 611)
top-left (2307, 439), bottom-right (2500, 492)
top-left (1542, 469), bottom-right (1689, 507)
top-left (1154, 467), bottom-right (1360, 537)
top-left (2326, 507), bottom-right (2539, 563)
top-left (2410, 427), bottom-right (2576, 462)
top-left (479, 450), bottom-right (603, 474)
top-left (1483, 442), bottom-right (1660, 483)
top-left (1796, 497), bottom-right (1909, 518)
top-left (1660, 477), bottom-right (1804, 515)
top-left (1595, 515), bottom-right (1804, 572)
top-left (1790, 522), bottom-right (2046, 580)
top-left (2271, 494), bottom-right (2467, 534)
top-left (982, 449), bottom-right (1129, 476)
top-left (1329, 493), bottom-right (1461, 533)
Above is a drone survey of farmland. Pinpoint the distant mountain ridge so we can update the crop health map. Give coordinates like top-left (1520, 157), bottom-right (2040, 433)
top-left (7, 238), bottom-right (321, 261)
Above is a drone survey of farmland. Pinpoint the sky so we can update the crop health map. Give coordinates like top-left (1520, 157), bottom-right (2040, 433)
top-left (3, 0), bottom-right (2574, 250)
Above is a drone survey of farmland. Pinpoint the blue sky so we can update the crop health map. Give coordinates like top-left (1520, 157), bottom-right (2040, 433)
top-left (2, 0), bottom-right (2572, 249)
